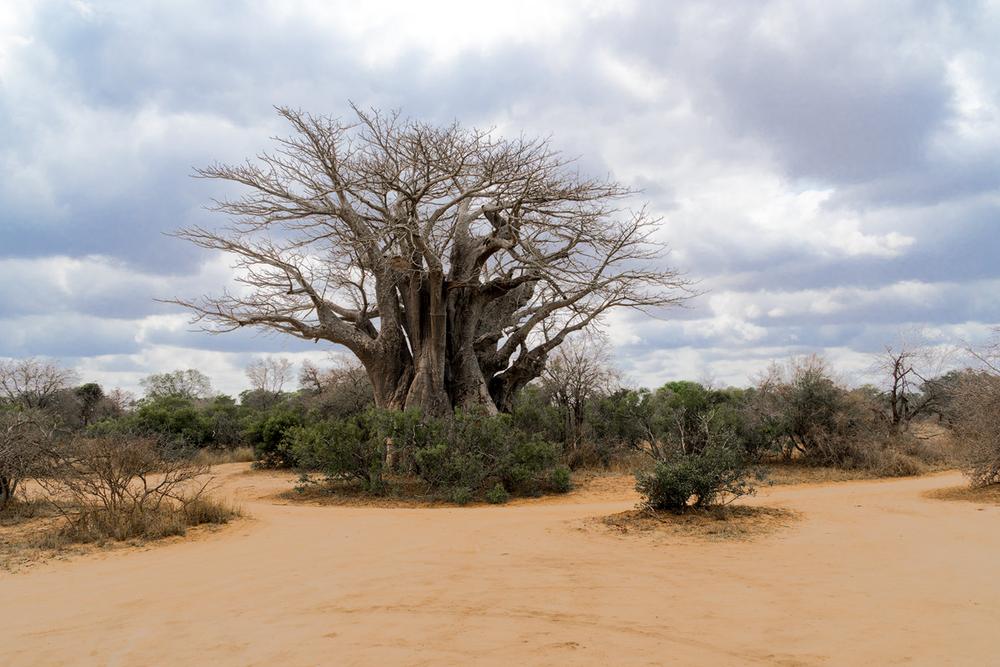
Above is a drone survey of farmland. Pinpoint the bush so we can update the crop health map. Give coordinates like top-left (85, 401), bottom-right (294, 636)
top-left (635, 444), bottom-right (756, 512)
top-left (287, 413), bottom-right (386, 492)
top-left (244, 408), bottom-right (303, 467)
top-left (449, 486), bottom-right (473, 505)
top-left (548, 465), bottom-right (572, 493)
top-left (286, 408), bottom-right (567, 503)
top-left (37, 435), bottom-right (237, 543)
top-left (951, 371), bottom-right (1000, 487)
top-left (485, 483), bottom-right (509, 504)
top-left (409, 410), bottom-right (562, 499)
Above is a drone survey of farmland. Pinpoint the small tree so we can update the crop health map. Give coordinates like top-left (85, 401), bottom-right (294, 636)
top-left (635, 414), bottom-right (755, 512)
top-left (75, 383), bottom-right (105, 427)
top-left (875, 337), bottom-right (946, 431)
top-left (0, 409), bottom-right (53, 510)
top-left (540, 336), bottom-right (618, 449)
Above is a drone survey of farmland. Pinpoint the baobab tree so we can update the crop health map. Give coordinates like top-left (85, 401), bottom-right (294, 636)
top-left (171, 106), bottom-right (690, 415)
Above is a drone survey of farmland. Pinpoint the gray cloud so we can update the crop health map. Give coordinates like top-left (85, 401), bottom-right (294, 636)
top-left (1, 0), bottom-right (998, 394)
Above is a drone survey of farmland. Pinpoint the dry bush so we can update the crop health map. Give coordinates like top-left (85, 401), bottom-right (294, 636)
top-left (0, 410), bottom-right (54, 510)
top-left (951, 371), bottom-right (1000, 487)
top-left (38, 435), bottom-right (238, 542)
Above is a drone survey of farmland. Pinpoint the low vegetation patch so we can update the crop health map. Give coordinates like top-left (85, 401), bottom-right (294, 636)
top-left (279, 408), bottom-right (571, 505)
top-left (191, 446), bottom-right (255, 467)
top-left (0, 434), bottom-right (241, 571)
top-left (925, 483), bottom-right (1000, 505)
top-left (599, 505), bottom-right (798, 541)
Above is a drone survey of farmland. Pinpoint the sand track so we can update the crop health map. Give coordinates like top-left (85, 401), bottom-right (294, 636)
top-left (2, 465), bottom-right (997, 666)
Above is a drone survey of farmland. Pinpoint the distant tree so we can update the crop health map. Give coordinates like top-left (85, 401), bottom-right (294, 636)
top-left (75, 383), bottom-right (104, 427)
top-left (103, 388), bottom-right (136, 415)
top-left (246, 357), bottom-right (293, 393)
top-left (140, 370), bottom-right (213, 400)
top-left (875, 336), bottom-right (948, 431)
top-left (298, 360), bottom-right (326, 394)
top-left (0, 409), bottom-right (52, 509)
top-left (540, 336), bottom-right (618, 448)
top-left (170, 106), bottom-right (690, 415)
top-left (299, 358), bottom-right (374, 418)
top-left (0, 358), bottom-right (78, 410)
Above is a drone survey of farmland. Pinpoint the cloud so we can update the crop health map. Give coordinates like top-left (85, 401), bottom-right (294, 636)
top-left (1, 0), bottom-right (998, 394)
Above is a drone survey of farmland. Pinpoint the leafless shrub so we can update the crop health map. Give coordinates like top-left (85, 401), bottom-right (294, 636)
top-left (38, 435), bottom-right (236, 542)
top-left (951, 371), bottom-right (1000, 487)
top-left (0, 410), bottom-right (54, 510)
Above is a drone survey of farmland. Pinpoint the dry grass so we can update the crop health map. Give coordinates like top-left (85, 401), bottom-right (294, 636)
top-left (596, 504), bottom-right (799, 541)
top-left (762, 463), bottom-right (885, 485)
top-left (925, 483), bottom-right (1000, 505)
top-left (43, 497), bottom-right (242, 546)
top-left (191, 446), bottom-right (255, 466)
top-left (0, 495), bottom-right (241, 572)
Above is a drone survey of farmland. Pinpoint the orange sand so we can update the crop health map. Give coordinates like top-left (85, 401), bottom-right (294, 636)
top-left (1, 464), bottom-right (997, 665)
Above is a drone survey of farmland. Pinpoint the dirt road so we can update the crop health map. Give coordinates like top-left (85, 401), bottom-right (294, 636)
top-left (1, 465), bottom-right (997, 666)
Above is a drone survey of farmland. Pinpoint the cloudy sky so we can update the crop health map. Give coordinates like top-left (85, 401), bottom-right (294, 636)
top-left (1, 0), bottom-right (998, 396)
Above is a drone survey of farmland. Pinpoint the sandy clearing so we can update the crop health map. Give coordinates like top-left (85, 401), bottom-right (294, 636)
top-left (1, 465), bottom-right (997, 666)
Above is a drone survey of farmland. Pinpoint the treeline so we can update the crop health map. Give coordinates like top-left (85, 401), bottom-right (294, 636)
top-left (3, 338), bottom-right (999, 512)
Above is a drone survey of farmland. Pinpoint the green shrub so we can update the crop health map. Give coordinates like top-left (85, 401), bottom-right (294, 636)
top-left (408, 410), bottom-right (562, 499)
top-left (547, 464), bottom-right (572, 493)
top-left (635, 444), bottom-right (755, 512)
top-left (245, 409), bottom-right (303, 467)
top-left (273, 407), bottom-right (565, 503)
top-left (449, 486), bottom-right (473, 505)
top-left (485, 483), bottom-right (509, 504)
top-left (286, 414), bottom-right (385, 492)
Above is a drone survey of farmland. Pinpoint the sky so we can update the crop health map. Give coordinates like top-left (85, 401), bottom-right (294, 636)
top-left (1, 0), bottom-right (999, 396)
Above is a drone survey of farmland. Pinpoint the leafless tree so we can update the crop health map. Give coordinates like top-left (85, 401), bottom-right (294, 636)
top-left (540, 335), bottom-right (619, 448)
top-left (140, 369), bottom-right (212, 400)
top-left (245, 357), bottom-right (293, 393)
top-left (299, 360), bottom-right (326, 393)
top-left (875, 337), bottom-right (948, 431)
top-left (103, 388), bottom-right (136, 414)
top-left (299, 357), bottom-right (374, 417)
top-left (170, 106), bottom-right (690, 415)
top-left (0, 410), bottom-right (54, 510)
top-left (0, 358), bottom-right (78, 410)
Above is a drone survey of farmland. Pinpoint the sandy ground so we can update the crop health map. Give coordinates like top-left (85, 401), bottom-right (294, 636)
top-left (1, 465), bottom-right (997, 666)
